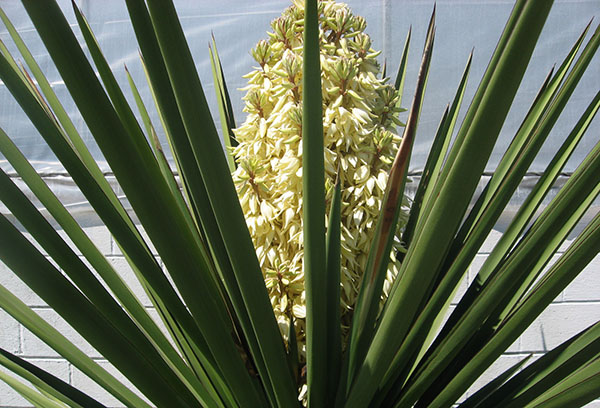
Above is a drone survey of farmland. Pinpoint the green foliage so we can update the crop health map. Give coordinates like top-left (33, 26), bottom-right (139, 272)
top-left (0, 0), bottom-right (599, 407)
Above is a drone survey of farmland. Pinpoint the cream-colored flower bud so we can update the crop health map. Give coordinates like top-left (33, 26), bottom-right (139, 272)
top-left (232, 1), bottom-right (408, 369)
top-left (252, 40), bottom-right (272, 68)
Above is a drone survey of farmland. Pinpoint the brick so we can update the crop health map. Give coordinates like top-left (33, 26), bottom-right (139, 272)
top-left (470, 254), bottom-right (489, 281)
top-left (520, 303), bottom-right (600, 353)
top-left (478, 229), bottom-right (504, 254)
top-left (87, 226), bottom-right (113, 255)
top-left (107, 257), bottom-right (152, 307)
top-left (563, 254), bottom-right (600, 302)
top-left (21, 309), bottom-right (101, 359)
top-left (0, 310), bottom-right (19, 354)
top-left (28, 359), bottom-right (69, 380)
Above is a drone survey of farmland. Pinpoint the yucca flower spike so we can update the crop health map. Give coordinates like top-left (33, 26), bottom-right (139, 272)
top-left (232, 0), bottom-right (409, 357)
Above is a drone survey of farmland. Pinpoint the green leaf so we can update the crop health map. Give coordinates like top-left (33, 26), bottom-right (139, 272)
top-left (1, 9), bottom-right (233, 400)
top-left (452, 19), bottom-right (595, 254)
top-left (125, 3), bottom-right (283, 405)
top-left (1, 1), bottom-right (598, 407)
top-left (378, 87), bottom-right (600, 408)
top-left (0, 348), bottom-right (102, 408)
top-left (0, 17), bottom-right (197, 376)
top-left (346, 8), bottom-right (435, 389)
top-left (0, 5), bottom-right (129, 221)
top-left (123, 2), bottom-right (212, 246)
top-left (442, 86), bottom-right (600, 351)
top-left (459, 354), bottom-right (533, 408)
top-left (302, 0), bottom-right (327, 405)
top-left (0, 108), bottom-right (218, 405)
top-left (125, 65), bottom-right (190, 216)
top-left (347, 1), bottom-right (555, 406)
top-left (482, 321), bottom-right (600, 408)
top-left (0, 214), bottom-right (194, 407)
top-left (148, 292), bottom-right (232, 408)
top-left (2, 0), bottom-right (195, 337)
top-left (0, 370), bottom-right (68, 408)
top-left (402, 50), bottom-right (472, 249)
top-left (394, 27), bottom-right (411, 108)
top-left (26, 0), bottom-right (268, 401)
top-left (525, 357), bottom-right (600, 408)
top-left (410, 155), bottom-right (600, 407)
top-left (325, 178), bottom-right (343, 405)
top-left (0, 279), bottom-right (150, 407)
top-left (421, 158), bottom-right (600, 407)
top-left (286, 315), bottom-right (301, 386)
top-left (124, 66), bottom-right (238, 406)
top-left (138, 0), bottom-right (298, 404)
top-left (0, 165), bottom-right (219, 406)
top-left (0, 47), bottom-right (226, 402)
top-left (209, 34), bottom-right (238, 171)
top-left (423, 24), bottom-right (599, 363)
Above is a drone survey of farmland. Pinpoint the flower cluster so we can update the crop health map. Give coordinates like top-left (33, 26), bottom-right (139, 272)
top-left (232, 0), bottom-right (407, 357)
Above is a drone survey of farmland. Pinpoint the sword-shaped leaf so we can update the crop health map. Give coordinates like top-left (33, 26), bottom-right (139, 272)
top-left (302, 0), bottom-right (328, 404)
top-left (346, 9), bottom-right (435, 388)
top-left (347, 2), bottom-right (555, 406)
top-left (139, 0), bottom-right (298, 403)
top-left (209, 34), bottom-right (238, 172)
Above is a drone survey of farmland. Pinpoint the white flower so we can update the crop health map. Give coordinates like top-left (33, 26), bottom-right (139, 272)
top-left (232, 0), bottom-right (408, 368)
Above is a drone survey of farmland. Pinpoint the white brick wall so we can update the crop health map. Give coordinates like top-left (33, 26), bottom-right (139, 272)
top-left (0, 224), bottom-right (598, 407)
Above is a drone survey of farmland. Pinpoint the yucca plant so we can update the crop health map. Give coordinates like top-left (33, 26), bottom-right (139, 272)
top-left (0, 0), bottom-right (599, 407)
